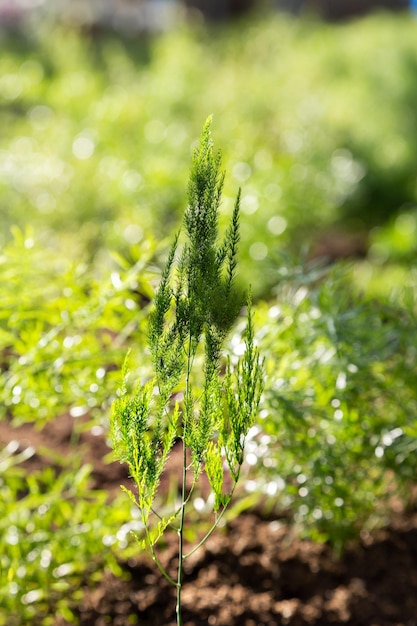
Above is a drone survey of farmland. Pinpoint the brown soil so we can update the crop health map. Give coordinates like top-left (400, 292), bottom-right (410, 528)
top-left (2, 413), bottom-right (417, 626)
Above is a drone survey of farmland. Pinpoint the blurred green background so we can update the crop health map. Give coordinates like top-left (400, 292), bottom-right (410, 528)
top-left (1, 2), bottom-right (417, 296)
top-left (1, 3), bottom-right (417, 623)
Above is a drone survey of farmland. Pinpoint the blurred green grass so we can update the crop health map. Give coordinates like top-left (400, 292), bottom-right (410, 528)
top-left (1, 11), bottom-right (417, 295)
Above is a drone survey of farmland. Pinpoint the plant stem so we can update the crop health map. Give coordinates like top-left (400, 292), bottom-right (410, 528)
top-left (149, 542), bottom-right (177, 587)
top-left (142, 511), bottom-right (177, 587)
top-left (176, 338), bottom-right (193, 626)
top-left (176, 436), bottom-right (187, 626)
top-left (183, 485), bottom-right (236, 560)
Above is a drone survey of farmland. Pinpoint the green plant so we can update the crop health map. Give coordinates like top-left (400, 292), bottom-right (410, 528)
top-left (0, 443), bottom-right (133, 626)
top-left (111, 118), bottom-right (263, 625)
top-left (248, 265), bottom-right (417, 552)
top-left (0, 229), bottom-right (158, 625)
top-left (0, 226), bottom-right (154, 428)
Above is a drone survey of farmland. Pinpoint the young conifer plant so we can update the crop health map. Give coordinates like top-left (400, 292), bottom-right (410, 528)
top-left (111, 117), bottom-right (263, 625)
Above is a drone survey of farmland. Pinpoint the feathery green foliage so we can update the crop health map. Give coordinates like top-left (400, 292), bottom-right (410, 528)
top-left (111, 117), bottom-right (263, 624)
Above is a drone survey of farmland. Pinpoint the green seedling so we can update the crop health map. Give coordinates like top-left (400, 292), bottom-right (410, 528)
top-left (111, 117), bottom-right (263, 625)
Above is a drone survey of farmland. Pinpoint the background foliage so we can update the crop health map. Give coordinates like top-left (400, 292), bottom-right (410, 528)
top-left (1, 12), bottom-right (417, 293)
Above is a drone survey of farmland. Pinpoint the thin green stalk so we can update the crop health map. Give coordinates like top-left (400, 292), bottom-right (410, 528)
top-left (149, 536), bottom-right (177, 588)
top-left (183, 483), bottom-right (237, 560)
top-left (142, 512), bottom-right (177, 587)
top-left (176, 437), bottom-right (187, 626)
top-left (176, 336), bottom-right (195, 626)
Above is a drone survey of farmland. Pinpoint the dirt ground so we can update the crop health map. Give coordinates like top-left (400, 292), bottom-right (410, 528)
top-left (2, 412), bottom-right (417, 626)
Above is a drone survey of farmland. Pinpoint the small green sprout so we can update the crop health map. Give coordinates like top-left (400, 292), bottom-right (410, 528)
top-left (111, 117), bottom-right (263, 625)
